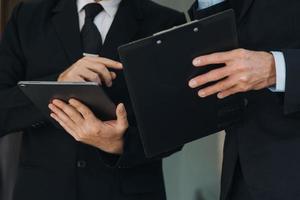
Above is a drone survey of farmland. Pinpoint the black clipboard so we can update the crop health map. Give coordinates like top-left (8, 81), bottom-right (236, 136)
top-left (118, 9), bottom-right (243, 157)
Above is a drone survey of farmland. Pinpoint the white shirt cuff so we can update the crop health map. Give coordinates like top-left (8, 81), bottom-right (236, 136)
top-left (269, 51), bottom-right (286, 92)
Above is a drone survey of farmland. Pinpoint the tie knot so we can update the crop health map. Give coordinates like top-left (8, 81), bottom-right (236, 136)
top-left (84, 3), bottom-right (104, 21)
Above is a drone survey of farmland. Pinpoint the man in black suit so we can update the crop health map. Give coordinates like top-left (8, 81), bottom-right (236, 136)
top-left (189, 0), bottom-right (300, 200)
top-left (0, 0), bottom-right (186, 200)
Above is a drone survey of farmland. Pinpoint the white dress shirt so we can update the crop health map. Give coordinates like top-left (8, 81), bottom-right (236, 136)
top-left (77, 0), bottom-right (121, 43)
top-left (197, 0), bottom-right (286, 92)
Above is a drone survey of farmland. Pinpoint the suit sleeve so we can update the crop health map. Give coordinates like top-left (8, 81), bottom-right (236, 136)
top-left (0, 4), bottom-right (59, 135)
top-left (98, 13), bottom-right (187, 168)
top-left (188, 0), bottom-right (229, 20)
top-left (282, 50), bottom-right (300, 115)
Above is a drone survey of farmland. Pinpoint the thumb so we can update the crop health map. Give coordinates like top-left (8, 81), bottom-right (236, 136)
top-left (116, 103), bottom-right (128, 129)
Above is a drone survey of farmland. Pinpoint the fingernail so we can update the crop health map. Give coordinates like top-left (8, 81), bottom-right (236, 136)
top-left (193, 58), bottom-right (201, 66)
top-left (198, 90), bottom-right (206, 97)
top-left (189, 80), bottom-right (197, 88)
top-left (108, 82), bottom-right (112, 87)
top-left (218, 93), bottom-right (225, 99)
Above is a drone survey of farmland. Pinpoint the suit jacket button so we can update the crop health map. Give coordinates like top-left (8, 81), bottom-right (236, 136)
top-left (77, 160), bottom-right (86, 168)
top-left (32, 122), bottom-right (42, 128)
top-left (31, 123), bottom-right (39, 128)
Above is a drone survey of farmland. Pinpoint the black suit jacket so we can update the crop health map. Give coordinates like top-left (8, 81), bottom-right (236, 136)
top-left (190, 1), bottom-right (300, 200)
top-left (0, 0), bottom-right (186, 199)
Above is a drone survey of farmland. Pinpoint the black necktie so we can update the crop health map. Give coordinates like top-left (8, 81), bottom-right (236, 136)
top-left (81, 3), bottom-right (104, 54)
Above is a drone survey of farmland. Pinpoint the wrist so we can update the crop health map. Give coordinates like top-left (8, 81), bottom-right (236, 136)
top-left (107, 138), bottom-right (124, 155)
top-left (97, 137), bottom-right (124, 155)
top-left (266, 52), bottom-right (277, 86)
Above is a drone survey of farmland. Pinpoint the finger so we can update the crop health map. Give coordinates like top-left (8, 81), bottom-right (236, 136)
top-left (50, 113), bottom-right (78, 139)
top-left (189, 66), bottom-right (233, 88)
top-left (52, 99), bottom-right (84, 124)
top-left (58, 75), bottom-right (85, 82)
top-left (85, 61), bottom-right (113, 87)
top-left (192, 51), bottom-right (235, 67)
top-left (110, 72), bottom-right (117, 80)
top-left (217, 86), bottom-right (240, 99)
top-left (197, 77), bottom-right (237, 98)
top-left (96, 66), bottom-right (113, 87)
top-left (72, 76), bottom-right (85, 82)
top-left (68, 99), bottom-right (96, 120)
top-left (84, 56), bottom-right (123, 70)
top-left (116, 103), bottom-right (128, 129)
top-left (79, 68), bottom-right (101, 84)
top-left (48, 103), bottom-right (76, 128)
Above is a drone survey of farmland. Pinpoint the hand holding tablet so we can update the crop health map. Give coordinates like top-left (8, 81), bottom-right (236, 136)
top-left (49, 99), bottom-right (128, 154)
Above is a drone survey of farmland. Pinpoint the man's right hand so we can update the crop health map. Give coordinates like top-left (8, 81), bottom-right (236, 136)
top-left (58, 56), bottom-right (123, 87)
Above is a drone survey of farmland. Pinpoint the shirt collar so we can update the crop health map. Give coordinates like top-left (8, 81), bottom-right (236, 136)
top-left (77, 0), bottom-right (122, 18)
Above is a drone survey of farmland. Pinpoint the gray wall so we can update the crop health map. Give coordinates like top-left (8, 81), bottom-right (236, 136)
top-left (150, 1), bottom-right (225, 200)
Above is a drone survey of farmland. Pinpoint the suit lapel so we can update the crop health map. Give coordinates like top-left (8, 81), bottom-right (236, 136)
top-left (100, 0), bottom-right (141, 59)
top-left (51, 0), bottom-right (82, 64)
top-left (230, 0), bottom-right (255, 23)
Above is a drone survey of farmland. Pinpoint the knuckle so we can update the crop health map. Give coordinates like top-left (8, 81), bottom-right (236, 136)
top-left (85, 111), bottom-right (93, 118)
top-left (60, 103), bottom-right (67, 110)
top-left (237, 49), bottom-right (247, 57)
top-left (239, 75), bottom-right (249, 83)
top-left (83, 112), bottom-right (90, 118)
top-left (65, 70), bottom-right (74, 77)
top-left (74, 135), bottom-right (82, 141)
top-left (77, 59), bottom-right (85, 65)
top-left (92, 74), bottom-right (99, 80)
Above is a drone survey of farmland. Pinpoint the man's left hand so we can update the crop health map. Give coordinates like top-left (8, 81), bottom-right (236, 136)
top-left (189, 49), bottom-right (276, 99)
top-left (49, 99), bottom-right (128, 155)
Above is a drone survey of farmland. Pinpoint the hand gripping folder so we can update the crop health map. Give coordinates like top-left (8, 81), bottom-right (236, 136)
top-left (118, 10), bottom-right (244, 157)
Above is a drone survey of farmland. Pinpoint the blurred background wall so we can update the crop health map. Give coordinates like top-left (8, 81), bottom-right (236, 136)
top-left (150, 1), bottom-right (226, 200)
top-left (0, 0), bottom-right (20, 33)
top-left (0, 1), bottom-right (225, 200)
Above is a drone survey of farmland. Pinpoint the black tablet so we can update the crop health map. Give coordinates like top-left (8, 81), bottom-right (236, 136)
top-left (18, 81), bottom-right (116, 126)
top-left (118, 9), bottom-right (243, 157)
